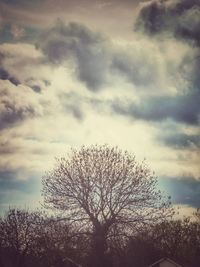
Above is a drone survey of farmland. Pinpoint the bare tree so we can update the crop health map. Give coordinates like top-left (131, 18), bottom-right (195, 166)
top-left (36, 215), bottom-right (87, 267)
top-left (42, 145), bottom-right (173, 267)
top-left (0, 208), bottom-right (41, 267)
top-left (194, 208), bottom-right (200, 222)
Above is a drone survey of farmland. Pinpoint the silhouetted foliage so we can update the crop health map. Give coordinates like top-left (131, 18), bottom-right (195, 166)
top-left (0, 209), bottom-right (42, 267)
top-left (124, 217), bottom-right (200, 267)
top-left (0, 208), bottom-right (200, 267)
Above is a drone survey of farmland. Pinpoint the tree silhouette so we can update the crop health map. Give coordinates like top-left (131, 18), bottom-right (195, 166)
top-left (0, 208), bottom-right (41, 267)
top-left (194, 208), bottom-right (200, 222)
top-left (42, 145), bottom-right (173, 267)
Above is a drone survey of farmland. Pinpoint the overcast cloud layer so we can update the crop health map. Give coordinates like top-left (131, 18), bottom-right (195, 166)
top-left (0, 0), bottom-right (199, 216)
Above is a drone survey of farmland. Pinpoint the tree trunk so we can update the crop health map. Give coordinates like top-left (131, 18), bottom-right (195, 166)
top-left (0, 247), bottom-right (4, 267)
top-left (88, 227), bottom-right (112, 267)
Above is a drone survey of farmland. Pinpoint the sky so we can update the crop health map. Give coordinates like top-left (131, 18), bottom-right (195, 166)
top-left (0, 0), bottom-right (199, 217)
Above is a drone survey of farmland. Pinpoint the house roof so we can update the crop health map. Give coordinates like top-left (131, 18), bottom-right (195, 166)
top-left (149, 258), bottom-right (183, 267)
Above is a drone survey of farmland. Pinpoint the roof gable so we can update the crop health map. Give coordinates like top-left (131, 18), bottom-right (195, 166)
top-left (149, 258), bottom-right (183, 267)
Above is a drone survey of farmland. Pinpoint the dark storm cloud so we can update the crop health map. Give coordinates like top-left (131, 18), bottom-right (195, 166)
top-left (136, 0), bottom-right (200, 46)
top-left (112, 91), bottom-right (200, 125)
top-left (190, 55), bottom-right (200, 93)
top-left (134, 1), bottom-right (200, 126)
top-left (0, 18), bottom-right (40, 44)
top-left (0, 24), bottom-right (13, 43)
top-left (30, 85), bottom-right (41, 93)
top-left (159, 176), bottom-right (200, 208)
top-left (39, 20), bottom-right (162, 90)
top-left (59, 92), bottom-right (85, 121)
top-left (39, 21), bottom-right (109, 91)
top-left (0, 68), bottom-right (20, 85)
top-left (0, 0), bottom-right (143, 8)
top-left (0, 0), bottom-right (42, 9)
top-left (0, 81), bottom-right (41, 130)
top-left (25, 78), bottom-right (50, 93)
top-left (159, 133), bottom-right (200, 150)
top-left (0, 102), bottom-right (35, 130)
top-left (111, 50), bottom-right (158, 86)
top-left (0, 139), bottom-right (18, 155)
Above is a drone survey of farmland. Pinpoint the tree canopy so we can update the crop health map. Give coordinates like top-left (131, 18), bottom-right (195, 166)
top-left (42, 145), bottom-right (173, 267)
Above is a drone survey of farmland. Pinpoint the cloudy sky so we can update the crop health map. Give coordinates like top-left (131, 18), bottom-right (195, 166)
top-left (0, 0), bottom-right (199, 217)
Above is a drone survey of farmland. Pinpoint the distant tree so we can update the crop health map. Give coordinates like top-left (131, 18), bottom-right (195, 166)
top-left (124, 218), bottom-right (200, 267)
top-left (0, 208), bottom-right (41, 267)
top-left (125, 229), bottom-right (161, 267)
top-left (194, 208), bottom-right (200, 222)
top-left (147, 219), bottom-right (200, 267)
top-left (35, 216), bottom-right (88, 267)
top-left (42, 145), bottom-right (173, 267)
top-left (0, 217), bottom-right (4, 267)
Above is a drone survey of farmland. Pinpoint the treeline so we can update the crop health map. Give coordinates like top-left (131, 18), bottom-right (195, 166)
top-left (0, 208), bottom-right (200, 267)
